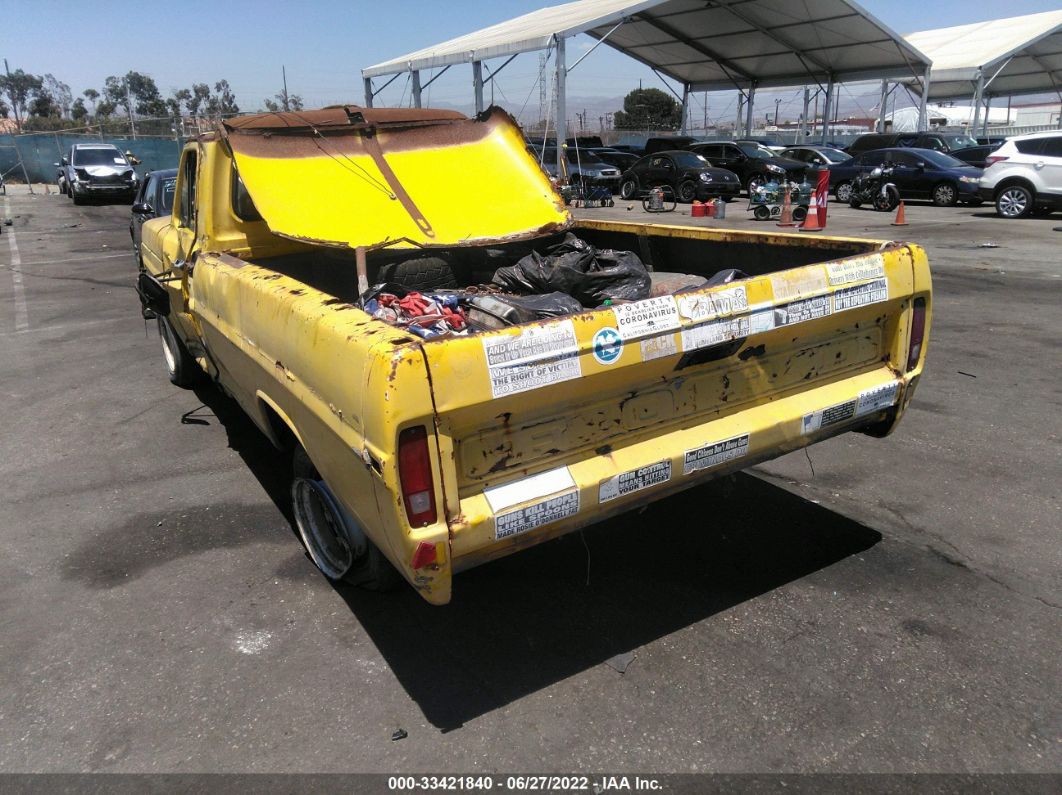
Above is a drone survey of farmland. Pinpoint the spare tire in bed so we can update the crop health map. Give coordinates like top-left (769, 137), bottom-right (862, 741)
top-left (375, 255), bottom-right (459, 290)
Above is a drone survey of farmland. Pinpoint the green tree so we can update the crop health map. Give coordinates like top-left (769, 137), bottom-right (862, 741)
top-left (42, 74), bottom-right (72, 117)
top-left (187, 83), bottom-right (212, 116)
top-left (0, 97), bottom-right (8, 118)
top-left (166, 88), bottom-right (192, 117)
top-left (71, 97), bottom-right (88, 123)
top-left (263, 89), bottom-right (303, 113)
top-left (82, 87), bottom-right (99, 117)
top-left (207, 79), bottom-right (239, 116)
top-left (0, 68), bottom-right (43, 130)
top-left (29, 86), bottom-right (57, 118)
top-left (613, 87), bottom-right (681, 131)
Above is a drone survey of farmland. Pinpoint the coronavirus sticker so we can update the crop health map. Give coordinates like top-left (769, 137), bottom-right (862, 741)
top-left (611, 296), bottom-right (680, 339)
top-left (683, 434), bottom-right (749, 475)
top-left (482, 320), bottom-right (581, 398)
top-left (599, 460), bottom-right (672, 503)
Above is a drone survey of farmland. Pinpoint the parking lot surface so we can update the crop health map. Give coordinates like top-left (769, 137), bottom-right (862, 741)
top-left (0, 188), bottom-right (1059, 773)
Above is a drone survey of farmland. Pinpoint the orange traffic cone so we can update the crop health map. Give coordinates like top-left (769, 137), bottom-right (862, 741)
top-left (777, 186), bottom-right (796, 227)
top-left (799, 194), bottom-right (824, 231)
top-left (891, 200), bottom-right (908, 226)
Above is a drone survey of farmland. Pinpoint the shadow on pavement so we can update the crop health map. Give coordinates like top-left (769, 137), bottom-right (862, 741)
top-left (193, 384), bottom-right (882, 732)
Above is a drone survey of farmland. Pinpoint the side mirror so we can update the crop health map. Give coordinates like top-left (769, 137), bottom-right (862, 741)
top-left (132, 202), bottom-right (153, 215)
top-left (62, 157), bottom-right (69, 166)
top-left (915, 161), bottom-right (926, 170)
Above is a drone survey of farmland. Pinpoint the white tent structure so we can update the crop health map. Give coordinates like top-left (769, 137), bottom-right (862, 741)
top-left (362, 0), bottom-right (931, 171)
top-left (904, 10), bottom-right (1062, 132)
top-left (886, 104), bottom-right (1012, 133)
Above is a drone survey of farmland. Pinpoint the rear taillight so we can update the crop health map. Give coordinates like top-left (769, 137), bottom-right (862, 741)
top-left (984, 155), bottom-right (1008, 166)
top-left (398, 425), bottom-right (437, 527)
top-left (907, 297), bottom-right (927, 372)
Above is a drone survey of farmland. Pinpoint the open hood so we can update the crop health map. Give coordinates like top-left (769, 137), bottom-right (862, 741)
top-left (222, 105), bottom-right (570, 250)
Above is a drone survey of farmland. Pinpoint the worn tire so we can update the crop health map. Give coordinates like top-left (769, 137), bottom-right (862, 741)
top-left (157, 316), bottom-right (203, 388)
top-left (753, 205), bottom-right (771, 220)
top-left (619, 178), bottom-right (638, 200)
top-left (834, 181), bottom-right (853, 203)
top-left (995, 184), bottom-right (1034, 219)
top-left (677, 180), bottom-right (698, 203)
top-left (932, 181), bottom-right (958, 207)
top-left (292, 446), bottom-right (401, 591)
top-left (376, 255), bottom-right (458, 291)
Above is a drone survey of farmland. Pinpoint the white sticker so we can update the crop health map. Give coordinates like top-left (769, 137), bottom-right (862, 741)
top-left (773, 294), bottom-right (832, 327)
top-left (802, 381), bottom-right (900, 435)
top-left (833, 278), bottom-right (889, 312)
top-left (482, 320), bottom-right (581, 398)
top-left (749, 310), bottom-right (776, 334)
top-left (494, 491), bottom-right (580, 540)
top-left (640, 334), bottom-right (678, 362)
top-left (683, 434), bottom-right (750, 475)
top-left (857, 381), bottom-right (900, 415)
top-left (592, 327), bottom-right (624, 365)
top-left (681, 316), bottom-right (750, 352)
top-left (770, 268), bottom-right (828, 301)
top-left (611, 296), bottom-right (680, 340)
top-left (827, 256), bottom-right (886, 285)
top-left (599, 460), bottom-right (672, 503)
top-left (113, 157), bottom-right (125, 164)
top-left (484, 466), bottom-right (576, 514)
top-left (677, 286), bottom-right (748, 322)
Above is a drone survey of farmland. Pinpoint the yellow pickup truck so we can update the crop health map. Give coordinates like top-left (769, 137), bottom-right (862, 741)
top-left (136, 106), bottom-right (931, 605)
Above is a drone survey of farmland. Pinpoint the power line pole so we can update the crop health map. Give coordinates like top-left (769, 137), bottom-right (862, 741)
top-left (282, 65), bottom-right (289, 111)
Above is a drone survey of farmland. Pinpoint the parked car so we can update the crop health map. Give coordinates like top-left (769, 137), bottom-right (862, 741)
top-left (738, 137), bottom-right (784, 151)
top-left (828, 148), bottom-right (982, 206)
top-left (538, 147), bottom-right (622, 190)
top-left (976, 136), bottom-right (1007, 146)
top-left (779, 145), bottom-right (852, 168)
top-left (847, 132), bottom-right (978, 157)
top-left (57, 144), bottom-right (139, 204)
top-left (584, 147), bottom-right (640, 172)
top-left (617, 150), bottom-right (741, 202)
top-left (643, 136), bottom-right (699, 156)
top-left (949, 143), bottom-right (1003, 169)
top-left (979, 131), bottom-right (1062, 218)
top-left (130, 169), bottom-right (178, 265)
top-left (690, 141), bottom-right (807, 194)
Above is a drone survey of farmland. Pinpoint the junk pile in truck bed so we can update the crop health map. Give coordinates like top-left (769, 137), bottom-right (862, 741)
top-left (359, 233), bottom-right (722, 337)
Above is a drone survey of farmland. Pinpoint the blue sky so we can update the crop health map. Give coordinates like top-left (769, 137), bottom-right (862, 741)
top-left (4, 0), bottom-right (1060, 123)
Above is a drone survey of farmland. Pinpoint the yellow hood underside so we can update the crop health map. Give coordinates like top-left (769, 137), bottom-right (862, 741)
top-left (223, 107), bottom-right (570, 250)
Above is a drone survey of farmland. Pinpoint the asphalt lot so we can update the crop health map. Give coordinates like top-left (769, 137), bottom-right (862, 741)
top-left (0, 186), bottom-right (1059, 775)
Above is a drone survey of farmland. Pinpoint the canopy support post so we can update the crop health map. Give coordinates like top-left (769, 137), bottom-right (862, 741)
top-left (555, 36), bottom-right (567, 177)
top-left (878, 80), bottom-right (889, 133)
top-left (821, 75), bottom-right (834, 144)
top-left (363, 77), bottom-right (373, 108)
top-left (971, 72), bottom-right (984, 134)
top-left (800, 86), bottom-right (809, 138)
top-left (680, 83), bottom-right (690, 135)
top-left (735, 92), bottom-right (745, 137)
top-left (472, 61), bottom-right (484, 115)
top-left (918, 66), bottom-right (932, 132)
top-left (411, 70), bottom-right (422, 108)
top-left (982, 94), bottom-right (992, 137)
top-left (745, 83), bottom-right (757, 137)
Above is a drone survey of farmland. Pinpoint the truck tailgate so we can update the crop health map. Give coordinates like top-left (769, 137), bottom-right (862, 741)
top-left (418, 244), bottom-right (925, 563)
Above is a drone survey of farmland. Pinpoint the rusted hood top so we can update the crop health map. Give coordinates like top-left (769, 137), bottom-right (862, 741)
top-left (223, 105), bottom-right (570, 251)
top-left (223, 105), bottom-right (467, 134)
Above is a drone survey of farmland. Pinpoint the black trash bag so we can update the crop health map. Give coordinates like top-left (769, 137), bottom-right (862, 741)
top-left (491, 233), bottom-right (651, 306)
top-left (465, 292), bottom-right (584, 330)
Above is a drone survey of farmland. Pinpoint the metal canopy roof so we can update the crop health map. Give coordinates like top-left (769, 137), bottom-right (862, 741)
top-left (362, 0), bottom-right (931, 90)
top-left (904, 10), bottom-right (1062, 100)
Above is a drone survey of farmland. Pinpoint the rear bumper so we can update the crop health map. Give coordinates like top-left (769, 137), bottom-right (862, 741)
top-left (448, 365), bottom-right (911, 573)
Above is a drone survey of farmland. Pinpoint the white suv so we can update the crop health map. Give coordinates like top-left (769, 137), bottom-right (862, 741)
top-left (979, 131), bottom-right (1062, 218)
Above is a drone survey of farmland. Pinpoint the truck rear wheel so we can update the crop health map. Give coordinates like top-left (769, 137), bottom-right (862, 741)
top-left (291, 446), bottom-right (401, 591)
top-left (157, 317), bottom-right (203, 388)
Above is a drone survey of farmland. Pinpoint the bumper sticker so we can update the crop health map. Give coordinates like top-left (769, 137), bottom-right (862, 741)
top-left (683, 434), bottom-right (750, 475)
top-left (677, 286), bottom-right (747, 322)
top-left (827, 256), bottom-right (886, 285)
top-left (482, 320), bottom-right (581, 398)
top-left (599, 460), bottom-right (672, 503)
top-left (494, 491), bottom-right (580, 540)
top-left (832, 278), bottom-right (888, 312)
top-left (612, 295), bottom-right (680, 339)
top-left (802, 381), bottom-right (900, 434)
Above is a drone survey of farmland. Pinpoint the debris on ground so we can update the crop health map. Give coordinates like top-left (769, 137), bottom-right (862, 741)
top-left (605, 650), bottom-right (637, 674)
top-left (391, 728), bottom-right (408, 741)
